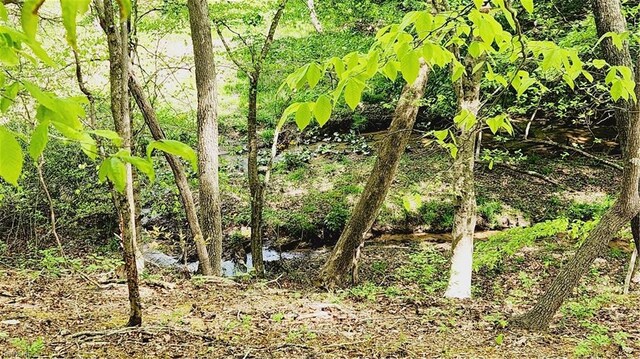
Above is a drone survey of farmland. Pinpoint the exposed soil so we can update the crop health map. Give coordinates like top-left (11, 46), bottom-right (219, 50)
top-left (1, 235), bottom-right (638, 358)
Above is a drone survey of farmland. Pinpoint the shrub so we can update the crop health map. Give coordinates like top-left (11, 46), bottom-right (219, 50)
top-left (418, 200), bottom-right (455, 232)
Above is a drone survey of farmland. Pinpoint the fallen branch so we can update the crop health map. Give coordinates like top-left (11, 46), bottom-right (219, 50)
top-left (525, 139), bottom-right (623, 171)
top-left (480, 161), bottom-right (565, 188)
top-left (70, 325), bottom-right (218, 342)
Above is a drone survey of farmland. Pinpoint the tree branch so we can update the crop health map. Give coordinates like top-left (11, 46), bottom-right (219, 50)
top-left (525, 139), bottom-right (623, 171)
top-left (213, 24), bottom-right (251, 76)
top-left (258, 0), bottom-right (288, 65)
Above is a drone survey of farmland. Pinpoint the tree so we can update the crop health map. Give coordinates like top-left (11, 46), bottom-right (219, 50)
top-left (186, 0), bottom-right (224, 276)
top-left (513, 0), bottom-right (640, 330)
top-left (128, 74), bottom-right (214, 276)
top-left (95, 0), bottom-right (142, 326)
top-left (276, 0), bottom-right (628, 291)
top-left (215, 0), bottom-right (288, 277)
top-left (445, 41), bottom-right (485, 299)
top-left (592, 0), bottom-right (640, 295)
top-left (320, 63), bottom-right (430, 286)
top-left (306, 0), bottom-right (323, 33)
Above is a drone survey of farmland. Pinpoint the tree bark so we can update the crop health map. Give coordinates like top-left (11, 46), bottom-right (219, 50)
top-left (593, 0), bottom-right (633, 154)
top-left (247, 77), bottom-right (265, 275)
top-left (128, 73), bottom-right (213, 276)
top-left (512, 58), bottom-right (640, 331)
top-left (306, 0), bottom-right (323, 33)
top-left (96, 0), bottom-right (142, 327)
top-left (592, 0), bottom-right (640, 258)
top-left (319, 63), bottom-right (430, 288)
top-left (215, 0), bottom-right (287, 277)
top-left (187, 0), bottom-right (224, 276)
top-left (445, 52), bottom-right (482, 299)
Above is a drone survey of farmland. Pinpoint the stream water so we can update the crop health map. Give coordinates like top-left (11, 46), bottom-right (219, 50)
top-left (143, 247), bottom-right (304, 277)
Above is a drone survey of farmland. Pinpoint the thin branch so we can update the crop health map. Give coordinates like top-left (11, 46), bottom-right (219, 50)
top-left (258, 0), bottom-right (288, 65)
top-left (525, 139), bottom-right (623, 171)
top-left (35, 156), bottom-right (63, 254)
top-left (218, 21), bottom-right (256, 65)
top-left (214, 24), bottom-right (251, 76)
top-left (73, 50), bottom-right (98, 129)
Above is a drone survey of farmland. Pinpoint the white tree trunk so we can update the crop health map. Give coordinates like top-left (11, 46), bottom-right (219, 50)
top-left (307, 0), bottom-right (323, 33)
top-left (445, 233), bottom-right (474, 298)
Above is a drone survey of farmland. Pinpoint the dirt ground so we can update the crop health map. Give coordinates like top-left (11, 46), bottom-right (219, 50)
top-left (1, 239), bottom-right (638, 359)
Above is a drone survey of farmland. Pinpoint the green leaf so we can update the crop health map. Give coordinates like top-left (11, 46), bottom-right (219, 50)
top-left (0, 82), bottom-right (20, 113)
top-left (400, 50), bottom-right (420, 85)
top-left (0, 127), bottom-right (23, 186)
top-left (306, 63), bottom-right (322, 89)
top-left (365, 50), bottom-right (380, 78)
top-left (0, 47), bottom-right (19, 66)
top-left (89, 130), bottom-right (123, 147)
top-left (27, 40), bottom-right (55, 66)
top-left (115, 151), bottom-right (155, 182)
top-left (344, 78), bottom-right (364, 110)
top-left (592, 59), bottom-right (607, 69)
top-left (0, 3), bottom-right (8, 21)
top-left (314, 95), bottom-right (332, 127)
top-left (453, 109), bottom-right (477, 131)
top-left (520, 0), bottom-right (533, 14)
top-left (277, 102), bottom-right (301, 129)
top-left (486, 115), bottom-right (505, 134)
top-left (21, 0), bottom-right (44, 41)
top-left (116, 0), bottom-right (132, 20)
top-left (295, 102), bottom-right (312, 130)
top-left (106, 157), bottom-right (127, 193)
top-left (78, 132), bottom-right (97, 160)
top-left (433, 129), bottom-right (448, 142)
top-left (328, 57), bottom-right (345, 78)
top-left (451, 61), bottom-right (465, 82)
top-left (147, 140), bottom-right (198, 171)
top-left (60, 0), bottom-right (91, 49)
top-left (382, 61), bottom-right (399, 81)
top-left (29, 120), bottom-right (49, 161)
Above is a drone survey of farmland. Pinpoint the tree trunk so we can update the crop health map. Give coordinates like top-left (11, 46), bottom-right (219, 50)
top-left (592, 0), bottom-right (640, 269)
top-left (443, 36), bottom-right (484, 299)
top-left (319, 64), bottom-right (430, 288)
top-left (512, 57), bottom-right (640, 331)
top-left (445, 121), bottom-right (479, 299)
top-left (593, 0), bottom-right (633, 154)
top-left (187, 0), bottom-right (224, 276)
top-left (128, 73), bottom-right (213, 276)
top-left (97, 0), bottom-right (142, 327)
top-left (247, 77), bottom-right (265, 276)
top-left (306, 0), bottom-right (323, 33)
top-left (445, 51), bottom-right (482, 299)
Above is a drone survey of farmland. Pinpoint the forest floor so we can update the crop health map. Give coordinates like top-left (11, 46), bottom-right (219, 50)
top-left (1, 233), bottom-right (639, 358)
top-left (2, 121), bottom-right (638, 358)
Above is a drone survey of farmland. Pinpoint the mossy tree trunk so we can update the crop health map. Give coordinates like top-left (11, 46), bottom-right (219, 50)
top-left (319, 63), bottom-right (430, 288)
top-left (187, 0), bottom-right (224, 276)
